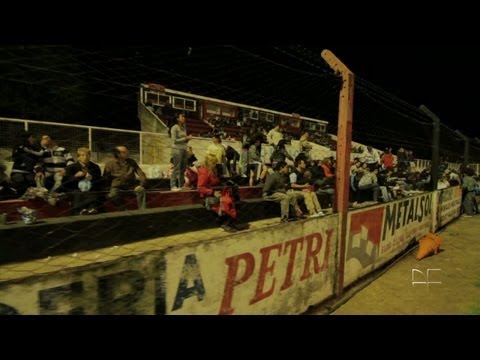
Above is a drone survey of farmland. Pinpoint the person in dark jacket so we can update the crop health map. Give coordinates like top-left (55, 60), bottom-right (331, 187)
top-left (263, 161), bottom-right (302, 222)
top-left (10, 132), bottom-right (44, 196)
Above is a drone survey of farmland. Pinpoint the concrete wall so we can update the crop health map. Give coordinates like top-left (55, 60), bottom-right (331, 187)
top-left (0, 186), bottom-right (463, 314)
top-left (0, 216), bottom-right (337, 315)
top-left (343, 188), bottom-right (462, 288)
top-left (164, 216), bottom-right (337, 315)
top-left (435, 186), bottom-right (462, 230)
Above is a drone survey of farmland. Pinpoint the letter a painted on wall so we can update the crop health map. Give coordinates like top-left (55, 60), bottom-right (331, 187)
top-left (172, 254), bottom-right (206, 311)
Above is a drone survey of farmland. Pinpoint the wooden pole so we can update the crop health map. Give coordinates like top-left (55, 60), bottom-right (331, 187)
top-left (321, 50), bottom-right (354, 297)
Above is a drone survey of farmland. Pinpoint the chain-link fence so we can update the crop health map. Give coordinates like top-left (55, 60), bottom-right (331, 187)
top-left (0, 117), bottom-right (171, 166)
top-left (0, 46), bottom-right (476, 314)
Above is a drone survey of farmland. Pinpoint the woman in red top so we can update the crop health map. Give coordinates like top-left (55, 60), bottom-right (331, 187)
top-left (197, 154), bottom-right (237, 233)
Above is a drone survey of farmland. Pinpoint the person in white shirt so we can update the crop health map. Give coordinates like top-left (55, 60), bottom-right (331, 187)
top-left (267, 124), bottom-right (283, 147)
top-left (362, 146), bottom-right (380, 166)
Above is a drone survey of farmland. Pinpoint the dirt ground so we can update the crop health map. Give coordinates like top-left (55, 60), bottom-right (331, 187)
top-left (314, 215), bottom-right (480, 315)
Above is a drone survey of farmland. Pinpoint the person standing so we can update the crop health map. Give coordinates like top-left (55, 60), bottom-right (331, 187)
top-left (170, 113), bottom-right (192, 191)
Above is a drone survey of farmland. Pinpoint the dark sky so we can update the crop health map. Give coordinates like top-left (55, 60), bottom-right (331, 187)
top-left (315, 44), bottom-right (478, 137)
top-left (1, 44), bottom-right (478, 152)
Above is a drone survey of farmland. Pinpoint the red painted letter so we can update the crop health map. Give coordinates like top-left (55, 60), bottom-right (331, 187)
top-left (250, 243), bottom-right (283, 305)
top-left (219, 253), bottom-right (255, 315)
top-left (300, 233), bottom-right (323, 281)
top-left (280, 237), bottom-right (304, 291)
top-left (320, 229), bottom-right (334, 271)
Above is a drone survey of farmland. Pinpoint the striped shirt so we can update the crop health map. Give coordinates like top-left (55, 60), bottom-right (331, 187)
top-left (40, 146), bottom-right (74, 174)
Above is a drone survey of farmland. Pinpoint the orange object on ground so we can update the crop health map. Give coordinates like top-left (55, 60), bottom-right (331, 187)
top-left (416, 232), bottom-right (442, 260)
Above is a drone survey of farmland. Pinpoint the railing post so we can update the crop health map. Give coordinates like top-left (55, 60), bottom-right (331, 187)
top-left (88, 127), bottom-right (92, 151)
top-left (139, 132), bottom-right (143, 164)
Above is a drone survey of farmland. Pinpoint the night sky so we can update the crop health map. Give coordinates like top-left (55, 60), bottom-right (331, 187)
top-left (1, 44), bottom-right (478, 158)
top-left (316, 44), bottom-right (478, 137)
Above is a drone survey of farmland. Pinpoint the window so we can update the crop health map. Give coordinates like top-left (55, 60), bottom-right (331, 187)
top-left (221, 107), bottom-right (235, 117)
top-left (249, 110), bottom-right (259, 120)
top-left (185, 99), bottom-right (195, 111)
top-left (173, 96), bottom-right (197, 112)
top-left (145, 91), bottom-right (171, 106)
top-left (158, 94), bottom-right (171, 106)
top-left (146, 92), bottom-right (158, 105)
top-left (266, 113), bottom-right (274, 122)
top-left (205, 102), bottom-right (236, 117)
top-left (206, 103), bottom-right (221, 115)
top-left (173, 97), bottom-right (184, 108)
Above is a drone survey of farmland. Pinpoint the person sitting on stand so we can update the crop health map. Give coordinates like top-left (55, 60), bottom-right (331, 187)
top-left (62, 147), bottom-right (102, 215)
top-left (197, 154), bottom-right (238, 233)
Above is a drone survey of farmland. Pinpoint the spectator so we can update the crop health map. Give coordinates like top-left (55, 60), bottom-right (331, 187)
top-left (381, 148), bottom-right (394, 169)
top-left (263, 161), bottom-right (302, 222)
top-left (104, 146), bottom-right (146, 211)
top-left (0, 161), bottom-right (16, 200)
top-left (362, 146), bottom-right (380, 166)
top-left (197, 154), bottom-right (238, 233)
top-left (267, 124), bottom-right (283, 147)
top-left (170, 113), bottom-right (192, 191)
top-left (207, 135), bottom-right (227, 177)
top-left (288, 158), bottom-right (325, 217)
top-left (10, 132), bottom-right (44, 196)
top-left (462, 167), bottom-right (476, 217)
top-left (185, 147), bottom-right (199, 188)
top-left (62, 147), bottom-right (102, 215)
top-left (36, 135), bottom-right (74, 192)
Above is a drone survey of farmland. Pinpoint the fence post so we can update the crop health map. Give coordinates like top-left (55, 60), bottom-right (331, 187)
top-left (454, 130), bottom-right (470, 169)
top-left (322, 50), bottom-right (354, 298)
top-left (419, 105), bottom-right (439, 191)
top-left (24, 121), bottom-right (28, 132)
